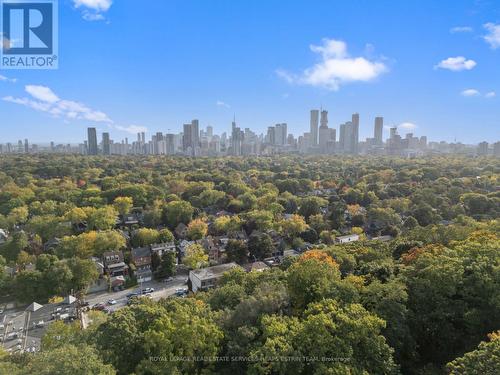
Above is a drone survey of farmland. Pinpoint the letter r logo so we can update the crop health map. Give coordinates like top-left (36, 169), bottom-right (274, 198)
top-left (2, 2), bottom-right (53, 54)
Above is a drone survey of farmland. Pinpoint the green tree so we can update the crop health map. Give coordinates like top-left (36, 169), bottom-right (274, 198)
top-left (225, 239), bottom-right (248, 264)
top-left (187, 218), bottom-right (208, 240)
top-left (446, 331), bottom-right (500, 375)
top-left (182, 243), bottom-right (209, 269)
top-left (87, 206), bottom-right (118, 231)
top-left (287, 253), bottom-right (341, 310)
top-left (155, 251), bottom-right (177, 279)
top-left (25, 344), bottom-right (115, 375)
top-left (248, 232), bottom-right (274, 260)
top-left (163, 200), bottom-right (194, 229)
top-left (113, 196), bottom-right (133, 217)
top-left (137, 299), bottom-right (224, 375)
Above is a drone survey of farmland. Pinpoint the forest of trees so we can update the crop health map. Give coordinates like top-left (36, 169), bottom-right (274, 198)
top-left (0, 154), bottom-right (498, 374)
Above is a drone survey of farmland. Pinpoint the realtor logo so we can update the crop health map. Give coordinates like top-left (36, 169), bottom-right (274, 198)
top-left (1, 0), bottom-right (58, 69)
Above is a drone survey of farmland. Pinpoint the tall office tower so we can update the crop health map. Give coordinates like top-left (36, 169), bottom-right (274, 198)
top-left (477, 142), bottom-right (489, 156)
top-left (141, 132), bottom-right (146, 144)
top-left (320, 110), bottom-right (328, 128)
top-left (374, 117), bottom-right (383, 145)
top-left (87, 128), bottom-right (98, 155)
top-left (420, 136), bottom-right (427, 149)
top-left (493, 141), bottom-right (500, 157)
top-left (166, 134), bottom-right (175, 155)
top-left (319, 115), bottom-right (330, 153)
top-left (342, 122), bottom-right (353, 153)
top-left (191, 119), bottom-right (200, 155)
top-left (17, 140), bottom-right (23, 153)
top-left (266, 126), bottom-right (276, 145)
top-left (275, 123), bottom-right (287, 145)
top-left (351, 113), bottom-right (359, 154)
top-left (183, 123), bottom-right (192, 153)
top-left (137, 133), bottom-right (141, 142)
top-left (24, 139), bottom-right (29, 153)
top-left (206, 126), bottom-right (213, 139)
top-left (102, 132), bottom-right (111, 155)
top-left (310, 110), bottom-right (319, 146)
top-left (339, 123), bottom-right (346, 152)
top-left (390, 127), bottom-right (398, 139)
top-left (231, 119), bottom-right (243, 156)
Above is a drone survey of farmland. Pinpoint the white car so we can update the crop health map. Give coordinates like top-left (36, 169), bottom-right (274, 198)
top-left (107, 299), bottom-right (117, 305)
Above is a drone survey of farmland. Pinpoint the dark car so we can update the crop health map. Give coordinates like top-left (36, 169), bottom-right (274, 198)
top-left (92, 303), bottom-right (105, 311)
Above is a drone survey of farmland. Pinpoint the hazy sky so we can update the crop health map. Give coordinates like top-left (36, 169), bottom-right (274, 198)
top-left (1, 0), bottom-right (499, 143)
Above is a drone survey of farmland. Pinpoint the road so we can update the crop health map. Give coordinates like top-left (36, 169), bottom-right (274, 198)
top-left (84, 274), bottom-right (189, 312)
top-left (0, 274), bottom-right (189, 353)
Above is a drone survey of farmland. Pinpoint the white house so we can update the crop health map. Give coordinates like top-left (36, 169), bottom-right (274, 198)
top-left (0, 229), bottom-right (8, 245)
top-left (189, 262), bottom-right (240, 292)
top-left (335, 234), bottom-right (360, 244)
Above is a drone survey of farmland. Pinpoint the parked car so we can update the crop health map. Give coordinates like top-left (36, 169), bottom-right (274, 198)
top-left (141, 287), bottom-right (155, 294)
top-left (92, 303), bottom-right (105, 311)
top-left (164, 277), bottom-right (173, 283)
top-left (107, 299), bottom-right (117, 305)
top-left (33, 320), bottom-right (44, 328)
top-left (126, 292), bottom-right (139, 298)
top-left (175, 288), bottom-right (188, 296)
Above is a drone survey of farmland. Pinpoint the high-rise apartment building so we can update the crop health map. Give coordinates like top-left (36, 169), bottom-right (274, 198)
top-left (87, 128), bottom-right (98, 155)
top-left (374, 117), bottom-right (383, 145)
top-left (310, 110), bottom-right (319, 147)
top-left (351, 113), bottom-right (359, 154)
top-left (102, 132), bottom-right (110, 155)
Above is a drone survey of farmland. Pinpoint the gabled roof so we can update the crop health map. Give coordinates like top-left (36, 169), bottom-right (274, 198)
top-left (63, 295), bottom-right (77, 305)
top-left (132, 247), bottom-right (151, 258)
top-left (26, 302), bottom-right (43, 312)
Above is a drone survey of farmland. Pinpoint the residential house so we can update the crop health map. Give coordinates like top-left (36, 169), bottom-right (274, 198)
top-left (371, 235), bottom-right (393, 242)
top-left (178, 239), bottom-right (195, 258)
top-left (150, 242), bottom-right (178, 264)
top-left (201, 236), bottom-right (221, 264)
top-left (131, 247), bottom-right (153, 282)
top-left (175, 223), bottom-right (188, 239)
top-left (243, 261), bottom-right (269, 273)
top-left (189, 262), bottom-right (240, 292)
top-left (103, 251), bottom-right (128, 277)
top-left (335, 234), bottom-right (360, 244)
top-left (88, 257), bottom-right (107, 294)
top-left (43, 237), bottom-right (61, 253)
top-left (0, 229), bottom-right (8, 245)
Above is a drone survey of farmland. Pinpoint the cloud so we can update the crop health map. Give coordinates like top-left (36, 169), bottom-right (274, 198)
top-left (3, 85), bottom-right (113, 124)
top-left (25, 85), bottom-right (60, 103)
top-left (73, 0), bottom-right (112, 21)
top-left (82, 11), bottom-right (105, 21)
top-left (484, 91), bottom-right (496, 98)
top-left (483, 23), bottom-right (500, 49)
top-left (461, 89), bottom-right (480, 97)
top-left (398, 122), bottom-right (417, 130)
top-left (450, 26), bottom-right (473, 33)
top-left (216, 100), bottom-right (230, 108)
top-left (73, 0), bottom-right (112, 12)
top-left (276, 38), bottom-right (388, 91)
top-left (115, 125), bottom-right (148, 134)
top-left (435, 56), bottom-right (476, 71)
top-left (0, 74), bottom-right (17, 83)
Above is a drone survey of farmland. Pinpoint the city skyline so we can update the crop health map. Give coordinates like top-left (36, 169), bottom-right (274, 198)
top-left (1, 1), bottom-right (499, 143)
top-left (2, 108), bottom-right (499, 157)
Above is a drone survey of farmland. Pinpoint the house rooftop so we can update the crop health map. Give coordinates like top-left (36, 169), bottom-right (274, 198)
top-left (132, 247), bottom-right (151, 258)
top-left (190, 262), bottom-right (239, 280)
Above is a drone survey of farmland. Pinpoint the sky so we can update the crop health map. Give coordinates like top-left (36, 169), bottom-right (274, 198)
top-left (1, 0), bottom-right (499, 144)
